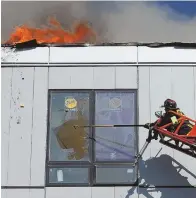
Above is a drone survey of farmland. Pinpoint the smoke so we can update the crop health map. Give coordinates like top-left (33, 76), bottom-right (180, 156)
top-left (1, 1), bottom-right (196, 43)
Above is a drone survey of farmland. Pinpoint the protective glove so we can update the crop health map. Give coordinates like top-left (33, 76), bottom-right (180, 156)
top-left (144, 123), bottom-right (151, 129)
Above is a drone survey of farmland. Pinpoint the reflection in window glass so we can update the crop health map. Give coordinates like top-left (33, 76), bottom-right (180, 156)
top-left (49, 92), bottom-right (90, 161)
top-left (95, 166), bottom-right (137, 184)
top-left (49, 168), bottom-right (89, 184)
top-left (95, 92), bottom-right (136, 162)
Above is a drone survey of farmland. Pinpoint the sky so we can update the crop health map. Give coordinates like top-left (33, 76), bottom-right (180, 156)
top-left (1, 1), bottom-right (196, 43)
top-left (156, 1), bottom-right (196, 18)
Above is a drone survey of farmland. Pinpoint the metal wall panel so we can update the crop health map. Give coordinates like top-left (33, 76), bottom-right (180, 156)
top-left (1, 47), bottom-right (49, 63)
top-left (46, 187), bottom-right (91, 198)
top-left (49, 67), bottom-right (94, 89)
top-left (92, 187), bottom-right (114, 198)
top-left (148, 187), bottom-right (196, 198)
top-left (115, 67), bottom-right (138, 89)
top-left (1, 189), bottom-right (6, 198)
top-left (171, 67), bottom-right (195, 118)
top-left (114, 187), bottom-right (138, 198)
top-left (1, 68), bottom-right (13, 186)
top-left (139, 67), bottom-right (177, 187)
top-left (7, 68), bottom-right (34, 186)
top-left (2, 46), bottom-right (195, 65)
top-left (2, 189), bottom-right (45, 198)
top-left (30, 68), bottom-right (48, 186)
top-left (137, 47), bottom-right (196, 63)
top-left (149, 67), bottom-right (174, 159)
top-left (138, 67), bottom-right (151, 185)
top-left (138, 186), bottom-right (196, 197)
top-left (138, 187), bottom-right (155, 198)
top-left (93, 67), bottom-right (115, 89)
top-left (138, 66), bottom-right (196, 188)
top-left (170, 67), bottom-right (196, 186)
top-left (49, 46), bottom-right (137, 63)
top-left (6, 189), bottom-right (29, 198)
top-left (45, 187), bottom-right (139, 198)
top-left (29, 189), bottom-right (45, 198)
top-left (49, 67), bottom-right (137, 90)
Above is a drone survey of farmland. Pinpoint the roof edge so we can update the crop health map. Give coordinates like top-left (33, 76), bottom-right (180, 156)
top-left (1, 40), bottom-right (196, 49)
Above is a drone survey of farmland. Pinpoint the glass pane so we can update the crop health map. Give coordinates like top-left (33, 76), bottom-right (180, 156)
top-left (49, 91), bottom-right (90, 161)
top-left (95, 166), bottom-right (137, 184)
top-left (49, 167), bottom-right (89, 184)
top-left (95, 92), bottom-right (137, 161)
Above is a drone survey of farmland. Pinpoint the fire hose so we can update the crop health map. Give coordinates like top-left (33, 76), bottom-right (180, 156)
top-left (73, 124), bottom-right (145, 128)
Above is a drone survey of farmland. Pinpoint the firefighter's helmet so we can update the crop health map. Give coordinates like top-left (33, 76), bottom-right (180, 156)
top-left (161, 99), bottom-right (177, 110)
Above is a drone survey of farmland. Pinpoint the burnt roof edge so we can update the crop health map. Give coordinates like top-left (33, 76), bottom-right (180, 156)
top-left (1, 40), bottom-right (196, 49)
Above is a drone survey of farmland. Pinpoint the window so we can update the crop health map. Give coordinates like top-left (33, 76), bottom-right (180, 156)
top-left (46, 90), bottom-right (138, 186)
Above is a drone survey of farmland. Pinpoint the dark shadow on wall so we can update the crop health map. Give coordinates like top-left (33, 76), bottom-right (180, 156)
top-left (125, 154), bottom-right (196, 198)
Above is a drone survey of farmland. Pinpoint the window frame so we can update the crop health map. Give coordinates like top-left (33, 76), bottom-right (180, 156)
top-left (45, 89), bottom-right (139, 187)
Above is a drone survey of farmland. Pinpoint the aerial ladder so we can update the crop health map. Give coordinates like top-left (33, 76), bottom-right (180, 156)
top-left (133, 110), bottom-right (196, 165)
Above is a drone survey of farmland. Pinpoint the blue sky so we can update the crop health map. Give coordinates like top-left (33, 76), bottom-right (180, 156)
top-left (89, 1), bottom-right (196, 19)
top-left (155, 1), bottom-right (196, 17)
top-left (92, 1), bottom-right (196, 16)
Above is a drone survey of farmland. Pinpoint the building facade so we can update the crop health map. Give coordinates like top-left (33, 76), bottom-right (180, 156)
top-left (1, 46), bottom-right (196, 198)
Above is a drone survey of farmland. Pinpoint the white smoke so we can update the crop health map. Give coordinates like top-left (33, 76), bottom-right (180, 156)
top-left (1, 1), bottom-right (196, 43)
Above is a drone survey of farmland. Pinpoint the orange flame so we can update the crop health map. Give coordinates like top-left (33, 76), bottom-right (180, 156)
top-left (4, 17), bottom-right (96, 44)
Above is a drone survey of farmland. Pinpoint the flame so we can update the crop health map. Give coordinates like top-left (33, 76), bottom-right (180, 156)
top-left (4, 17), bottom-right (96, 44)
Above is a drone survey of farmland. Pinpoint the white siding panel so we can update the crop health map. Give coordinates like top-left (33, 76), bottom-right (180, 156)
top-left (49, 46), bottom-right (137, 63)
top-left (139, 187), bottom-right (196, 198)
top-left (4, 189), bottom-right (44, 198)
top-left (147, 67), bottom-right (181, 187)
top-left (1, 68), bottom-right (12, 186)
top-left (1, 47), bottom-right (49, 63)
top-left (150, 187), bottom-right (196, 198)
top-left (46, 187), bottom-right (91, 198)
top-left (171, 67), bottom-right (196, 186)
top-left (49, 67), bottom-right (70, 89)
top-left (93, 67), bottom-right (115, 89)
top-left (92, 187), bottom-right (114, 198)
top-left (29, 190), bottom-right (45, 198)
top-left (7, 68), bottom-right (34, 186)
top-left (1, 189), bottom-right (6, 198)
top-left (139, 67), bottom-right (180, 187)
top-left (138, 187), bottom-right (154, 198)
top-left (30, 68), bottom-right (48, 186)
top-left (49, 67), bottom-right (94, 89)
top-left (115, 67), bottom-right (138, 89)
top-left (172, 152), bottom-right (196, 186)
top-left (138, 47), bottom-right (196, 63)
top-left (171, 67), bottom-right (195, 118)
top-left (115, 187), bottom-right (138, 198)
top-left (149, 67), bottom-right (174, 159)
top-left (6, 189), bottom-right (30, 198)
top-left (138, 67), bottom-right (151, 184)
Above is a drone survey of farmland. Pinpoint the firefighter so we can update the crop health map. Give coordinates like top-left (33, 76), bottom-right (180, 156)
top-left (144, 99), bottom-right (193, 135)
